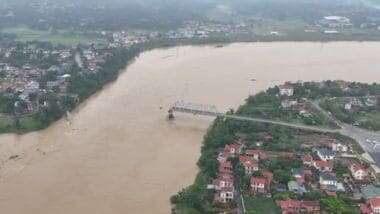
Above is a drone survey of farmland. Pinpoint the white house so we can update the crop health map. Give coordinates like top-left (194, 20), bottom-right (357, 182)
top-left (370, 197), bottom-right (380, 214)
top-left (344, 103), bottom-right (352, 110)
top-left (319, 172), bottom-right (338, 188)
top-left (316, 148), bottom-right (336, 161)
top-left (279, 84), bottom-right (294, 96)
top-left (281, 100), bottom-right (298, 109)
top-left (350, 163), bottom-right (368, 181)
top-left (216, 187), bottom-right (234, 203)
top-left (330, 142), bottom-right (348, 153)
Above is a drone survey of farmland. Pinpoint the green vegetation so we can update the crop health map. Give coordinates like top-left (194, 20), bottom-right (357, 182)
top-left (237, 89), bottom-right (337, 129)
top-left (244, 196), bottom-right (280, 214)
top-left (1, 27), bottom-right (104, 46)
top-left (320, 196), bottom-right (360, 214)
top-left (320, 97), bottom-right (380, 131)
top-left (171, 80), bottom-right (378, 213)
top-left (355, 111), bottom-right (380, 131)
top-left (0, 45), bottom-right (143, 134)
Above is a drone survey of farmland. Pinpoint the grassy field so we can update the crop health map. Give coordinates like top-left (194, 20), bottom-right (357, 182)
top-left (244, 196), bottom-right (280, 214)
top-left (1, 26), bottom-right (105, 46)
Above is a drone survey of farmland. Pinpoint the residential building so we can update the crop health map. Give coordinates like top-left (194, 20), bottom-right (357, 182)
top-left (329, 142), bottom-right (348, 153)
top-left (279, 83), bottom-right (294, 96)
top-left (319, 172), bottom-right (338, 191)
top-left (316, 148), bottom-right (336, 161)
top-left (213, 173), bottom-right (234, 190)
top-left (350, 163), bottom-right (368, 181)
top-left (223, 142), bottom-right (244, 158)
top-left (245, 149), bottom-right (260, 160)
top-left (361, 197), bottom-right (380, 214)
top-left (302, 154), bottom-right (313, 167)
top-left (239, 155), bottom-right (259, 174)
top-left (277, 200), bottom-right (320, 214)
top-left (281, 99), bottom-right (298, 109)
top-left (313, 160), bottom-right (333, 172)
top-left (219, 161), bottom-right (233, 175)
top-left (214, 186), bottom-right (234, 203)
top-left (245, 149), bottom-right (268, 161)
top-left (277, 199), bottom-right (301, 214)
top-left (288, 180), bottom-right (307, 194)
top-left (251, 176), bottom-right (270, 194)
top-left (301, 201), bottom-right (320, 213)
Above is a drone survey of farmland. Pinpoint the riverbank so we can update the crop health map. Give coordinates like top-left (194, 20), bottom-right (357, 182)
top-left (2, 39), bottom-right (380, 135)
top-left (0, 42), bottom-right (380, 213)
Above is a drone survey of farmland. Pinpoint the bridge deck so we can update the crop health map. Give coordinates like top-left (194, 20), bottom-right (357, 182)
top-left (170, 101), bottom-right (339, 134)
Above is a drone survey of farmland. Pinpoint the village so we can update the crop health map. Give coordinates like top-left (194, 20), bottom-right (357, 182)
top-left (205, 81), bottom-right (380, 213)
top-left (0, 41), bottom-right (116, 116)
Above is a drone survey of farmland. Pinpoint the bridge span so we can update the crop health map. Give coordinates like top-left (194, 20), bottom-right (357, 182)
top-left (169, 101), bottom-right (339, 134)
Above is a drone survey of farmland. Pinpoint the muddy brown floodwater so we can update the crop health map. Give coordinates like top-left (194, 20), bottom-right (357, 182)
top-left (0, 42), bottom-right (380, 214)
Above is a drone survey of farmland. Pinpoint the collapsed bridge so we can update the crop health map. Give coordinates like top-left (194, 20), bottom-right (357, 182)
top-left (168, 100), bottom-right (339, 134)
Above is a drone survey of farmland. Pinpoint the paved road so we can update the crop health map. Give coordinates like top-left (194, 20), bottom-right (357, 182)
top-left (173, 100), bottom-right (380, 166)
top-left (340, 125), bottom-right (380, 165)
top-left (226, 115), bottom-right (339, 134)
top-left (311, 100), bottom-right (380, 166)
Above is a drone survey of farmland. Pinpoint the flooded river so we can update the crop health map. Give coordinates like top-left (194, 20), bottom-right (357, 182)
top-left (0, 42), bottom-right (380, 214)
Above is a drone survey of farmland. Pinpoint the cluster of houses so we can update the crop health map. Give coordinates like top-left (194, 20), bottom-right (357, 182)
top-left (279, 83), bottom-right (311, 117)
top-left (210, 131), bottom-right (379, 213)
top-left (81, 48), bottom-right (109, 73)
top-left (343, 97), bottom-right (379, 111)
top-left (0, 45), bottom-right (75, 113)
top-left (109, 21), bottom-right (258, 48)
top-left (166, 21), bottom-right (255, 40)
top-left (316, 15), bottom-right (353, 34)
top-left (0, 42), bottom-right (111, 114)
top-left (111, 31), bottom-right (157, 48)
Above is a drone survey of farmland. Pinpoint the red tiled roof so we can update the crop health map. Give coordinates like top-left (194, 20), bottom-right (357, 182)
top-left (360, 203), bottom-right (372, 214)
top-left (350, 163), bottom-right (366, 172)
top-left (219, 161), bottom-right (233, 174)
top-left (263, 171), bottom-right (273, 182)
top-left (245, 149), bottom-right (268, 160)
top-left (277, 199), bottom-right (301, 209)
top-left (223, 142), bottom-right (243, 156)
top-left (314, 160), bottom-right (333, 169)
top-left (370, 197), bottom-right (380, 208)
top-left (220, 186), bottom-right (234, 192)
top-left (239, 155), bottom-right (258, 168)
top-left (264, 134), bottom-right (273, 141)
top-left (245, 149), bottom-right (260, 156)
top-left (301, 201), bottom-right (320, 209)
top-left (277, 200), bottom-right (320, 212)
top-left (302, 154), bottom-right (313, 162)
top-left (251, 177), bottom-right (268, 185)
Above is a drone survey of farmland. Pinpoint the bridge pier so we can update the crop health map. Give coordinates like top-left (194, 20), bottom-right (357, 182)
top-left (168, 108), bottom-right (175, 120)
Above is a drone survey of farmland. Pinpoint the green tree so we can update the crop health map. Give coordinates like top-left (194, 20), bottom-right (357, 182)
top-left (320, 197), bottom-right (358, 214)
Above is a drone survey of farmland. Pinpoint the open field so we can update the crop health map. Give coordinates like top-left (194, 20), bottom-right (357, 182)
top-left (1, 26), bottom-right (105, 46)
